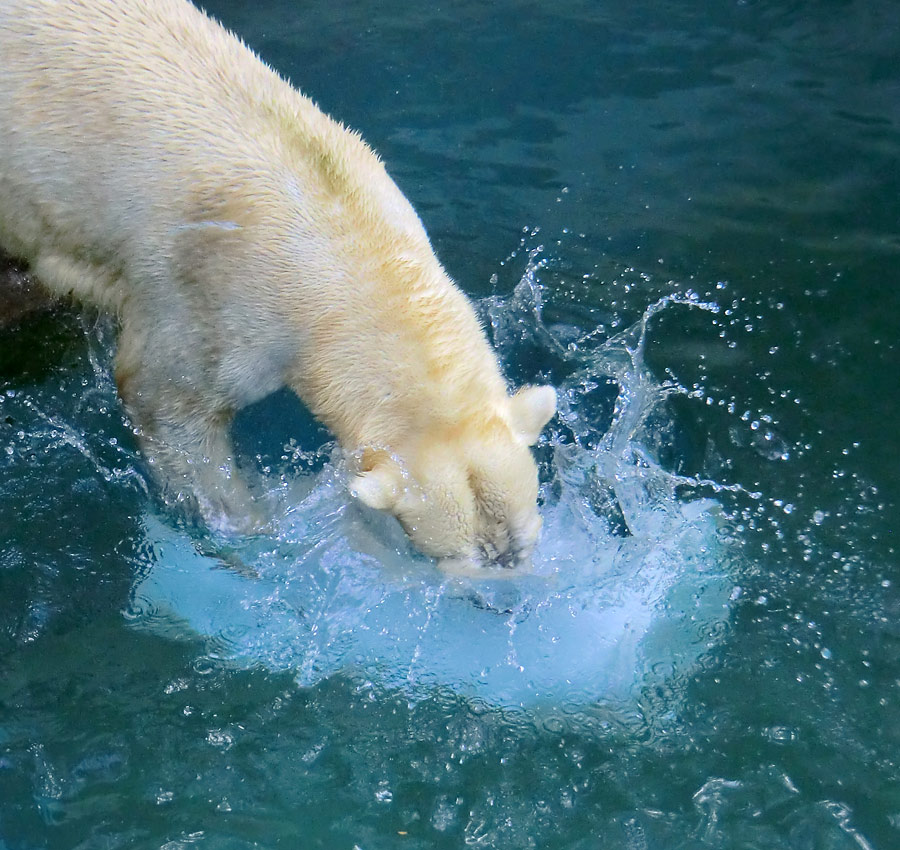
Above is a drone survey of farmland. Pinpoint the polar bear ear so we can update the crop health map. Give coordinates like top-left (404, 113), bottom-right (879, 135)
top-left (350, 462), bottom-right (402, 511)
top-left (509, 385), bottom-right (557, 445)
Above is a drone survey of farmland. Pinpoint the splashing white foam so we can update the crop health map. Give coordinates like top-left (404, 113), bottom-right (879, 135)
top-left (129, 277), bottom-right (737, 708)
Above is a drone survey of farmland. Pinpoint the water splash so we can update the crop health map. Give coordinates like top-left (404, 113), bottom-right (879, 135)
top-left (130, 269), bottom-right (739, 709)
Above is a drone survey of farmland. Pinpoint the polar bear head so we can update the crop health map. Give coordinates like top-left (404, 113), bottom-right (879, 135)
top-left (350, 385), bottom-right (556, 572)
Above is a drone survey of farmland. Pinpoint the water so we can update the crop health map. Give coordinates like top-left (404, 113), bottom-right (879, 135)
top-left (130, 280), bottom-right (735, 709)
top-left (2, 0), bottom-right (898, 848)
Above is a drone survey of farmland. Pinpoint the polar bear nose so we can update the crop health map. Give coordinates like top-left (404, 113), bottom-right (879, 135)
top-left (478, 539), bottom-right (520, 570)
top-left (484, 546), bottom-right (516, 569)
top-left (498, 549), bottom-right (522, 569)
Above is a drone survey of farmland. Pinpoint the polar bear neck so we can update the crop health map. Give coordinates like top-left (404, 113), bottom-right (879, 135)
top-left (283, 247), bottom-right (511, 451)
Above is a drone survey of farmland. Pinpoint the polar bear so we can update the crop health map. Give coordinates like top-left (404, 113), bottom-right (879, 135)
top-left (0, 0), bottom-right (556, 570)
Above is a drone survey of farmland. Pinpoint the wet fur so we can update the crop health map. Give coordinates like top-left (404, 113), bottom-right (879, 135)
top-left (0, 0), bottom-right (555, 567)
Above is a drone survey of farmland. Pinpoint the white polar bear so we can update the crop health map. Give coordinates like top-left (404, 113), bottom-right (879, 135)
top-left (0, 0), bottom-right (556, 570)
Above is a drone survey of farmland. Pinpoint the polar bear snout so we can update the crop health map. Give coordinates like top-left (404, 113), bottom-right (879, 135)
top-left (475, 504), bottom-right (542, 568)
top-left (353, 441), bottom-right (549, 574)
top-left (478, 541), bottom-right (516, 569)
top-left (476, 541), bottom-right (527, 572)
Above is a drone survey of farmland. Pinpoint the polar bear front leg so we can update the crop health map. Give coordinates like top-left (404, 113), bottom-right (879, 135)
top-left (115, 332), bottom-right (261, 535)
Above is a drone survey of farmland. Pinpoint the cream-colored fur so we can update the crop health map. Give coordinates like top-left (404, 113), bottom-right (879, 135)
top-left (0, 0), bottom-right (556, 569)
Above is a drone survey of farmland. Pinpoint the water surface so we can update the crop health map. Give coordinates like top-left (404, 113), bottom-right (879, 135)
top-left (2, 0), bottom-right (898, 848)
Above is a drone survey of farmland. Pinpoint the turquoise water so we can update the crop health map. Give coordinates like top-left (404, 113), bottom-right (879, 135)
top-left (2, 0), bottom-right (899, 847)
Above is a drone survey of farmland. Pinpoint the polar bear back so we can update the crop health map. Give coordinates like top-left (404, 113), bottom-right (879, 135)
top-left (0, 0), bottom-right (429, 312)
